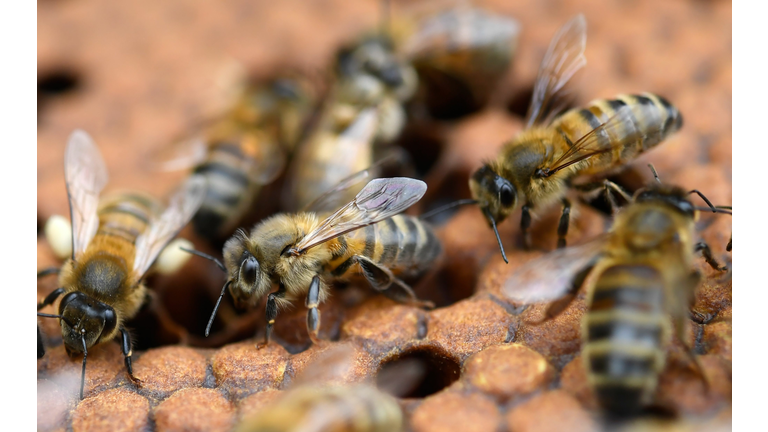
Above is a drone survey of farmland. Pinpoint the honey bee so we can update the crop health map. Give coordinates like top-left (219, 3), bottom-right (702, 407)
top-left (284, 25), bottom-right (419, 211)
top-left (402, 3), bottom-right (521, 118)
top-left (195, 175), bottom-right (439, 346)
top-left (157, 77), bottom-right (315, 239)
top-left (235, 344), bottom-right (411, 432)
top-left (469, 15), bottom-right (683, 257)
top-left (36, 130), bottom-right (206, 399)
top-left (502, 168), bottom-right (731, 415)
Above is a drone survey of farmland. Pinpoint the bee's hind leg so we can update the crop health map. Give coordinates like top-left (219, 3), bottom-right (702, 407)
top-left (694, 241), bottom-right (728, 271)
top-left (355, 255), bottom-right (434, 309)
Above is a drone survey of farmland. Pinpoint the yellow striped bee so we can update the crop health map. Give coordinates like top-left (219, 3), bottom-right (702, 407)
top-left (37, 130), bottom-right (206, 399)
top-left (502, 168), bottom-right (730, 415)
top-left (468, 15), bottom-right (683, 257)
top-left (156, 78), bottom-right (314, 239)
top-left (195, 173), bottom-right (439, 346)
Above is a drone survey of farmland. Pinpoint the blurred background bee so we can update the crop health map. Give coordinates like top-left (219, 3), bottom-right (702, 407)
top-left (36, 130), bottom-right (206, 399)
top-left (236, 343), bottom-right (421, 432)
top-left (502, 167), bottom-right (731, 416)
top-left (194, 175), bottom-right (440, 347)
top-left (153, 73), bottom-right (317, 241)
top-left (468, 14), bottom-right (683, 258)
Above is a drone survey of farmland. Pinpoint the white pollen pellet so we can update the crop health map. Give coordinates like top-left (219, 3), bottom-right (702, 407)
top-left (154, 238), bottom-right (194, 275)
top-left (44, 215), bottom-right (72, 260)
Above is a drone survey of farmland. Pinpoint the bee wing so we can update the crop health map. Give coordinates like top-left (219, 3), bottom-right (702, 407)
top-left (502, 237), bottom-right (607, 304)
top-left (64, 130), bottom-right (109, 260)
top-left (132, 175), bottom-right (206, 277)
top-left (302, 153), bottom-right (400, 213)
top-left (525, 14), bottom-right (587, 128)
top-left (149, 133), bottom-right (209, 172)
top-left (293, 177), bottom-right (427, 253)
top-left (540, 105), bottom-right (649, 176)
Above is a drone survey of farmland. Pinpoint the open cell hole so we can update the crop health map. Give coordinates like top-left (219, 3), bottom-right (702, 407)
top-left (376, 346), bottom-right (461, 398)
top-left (393, 121), bottom-right (446, 178)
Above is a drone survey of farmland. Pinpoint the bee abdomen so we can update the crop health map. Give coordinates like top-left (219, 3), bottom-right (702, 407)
top-left (376, 215), bottom-right (441, 275)
top-left (96, 193), bottom-right (160, 244)
top-left (192, 143), bottom-right (255, 237)
top-left (555, 93), bottom-right (682, 171)
top-left (584, 264), bottom-right (667, 415)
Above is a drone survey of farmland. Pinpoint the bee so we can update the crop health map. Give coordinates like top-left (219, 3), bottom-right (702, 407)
top-left (402, 4), bottom-right (521, 118)
top-left (195, 175), bottom-right (439, 346)
top-left (235, 344), bottom-right (411, 432)
top-left (156, 77), bottom-right (315, 240)
top-left (468, 15), bottom-right (684, 257)
top-left (284, 23), bottom-right (419, 211)
top-left (36, 130), bottom-right (206, 399)
top-left (502, 167), bottom-right (731, 415)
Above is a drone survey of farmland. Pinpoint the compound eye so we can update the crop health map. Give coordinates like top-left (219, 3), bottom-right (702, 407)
top-left (241, 253), bottom-right (260, 285)
top-left (499, 184), bottom-right (515, 207)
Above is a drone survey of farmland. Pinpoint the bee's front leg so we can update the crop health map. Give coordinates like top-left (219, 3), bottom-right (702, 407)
top-left (257, 284), bottom-right (287, 349)
top-left (120, 328), bottom-right (142, 387)
top-left (305, 276), bottom-right (322, 345)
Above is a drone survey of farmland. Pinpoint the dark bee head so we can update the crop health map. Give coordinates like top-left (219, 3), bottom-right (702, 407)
top-left (58, 291), bottom-right (117, 353)
top-left (336, 36), bottom-right (416, 98)
top-left (469, 164), bottom-right (518, 225)
top-left (633, 184), bottom-right (695, 218)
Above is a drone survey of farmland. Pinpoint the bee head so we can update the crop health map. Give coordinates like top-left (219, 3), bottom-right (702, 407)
top-left (634, 184), bottom-right (695, 218)
top-left (337, 36), bottom-right (416, 99)
top-left (223, 232), bottom-right (270, 308)
top-left (58, 291), bottom-right (117, 353)
top-left (469, 164), bottom-right (518, 225)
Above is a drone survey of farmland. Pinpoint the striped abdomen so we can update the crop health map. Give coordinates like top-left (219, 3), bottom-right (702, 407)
top-left (95, 192), bottom-right (161, 248)
top-left (192, 141), bottom-right (262, 238)
top-left (328, 215), bottom-right (442, 281)
top-left (552, 93), bottom-right (682, 175)
top-left (583, 264), bottom-right (668, 415)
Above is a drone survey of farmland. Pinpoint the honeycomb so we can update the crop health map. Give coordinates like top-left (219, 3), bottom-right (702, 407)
top-left (37, 0), bottom-right (732, 431)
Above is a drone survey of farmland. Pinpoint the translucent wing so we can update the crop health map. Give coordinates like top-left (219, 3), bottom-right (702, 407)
top-left (64, 130), bottom-right (109, 260)
top-left (302, 153), bottom-right (400, 213)
top-left (293, 177), bottom-right (427, 253)
top-left (541, 105), bottom-right (649, 176)
top-left (525, 14), bottom-right (587, 128)
top-left (149, 134), bottom-right (209, 172)
top-left (502, 237), bottom-right (607, 304)
top-left (132, 175), bottom-right (207, 277)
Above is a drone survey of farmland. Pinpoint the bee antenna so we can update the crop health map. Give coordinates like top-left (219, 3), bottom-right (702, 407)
top-left (694, 206), bottom-right (732, 216)
top-left (80, 329), bottom-right (87, 399)
top-left (180, 247), bottom-right (227, 273)
top-left (206, 280), bottom-right (232, 337)
top-left (420, 199), bottom-right (479, 220)
top-left (482, 208), bottom-right (509, 264)
top-left (688, 189), bottom-right (718, 213)
top-left (37, 312), bottom-right (75, 328)
top-left (647, 164), bottom-right (661, 183)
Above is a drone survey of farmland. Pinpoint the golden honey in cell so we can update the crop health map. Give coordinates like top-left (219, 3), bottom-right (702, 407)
top-left (468, 15), bottom-right (683, 253)
top-left (502, 176), bottom-right (730, 415)
top-left (203, 175), bottom-right (439, 346)
top-left (37, 130), bottom-right (205, 399)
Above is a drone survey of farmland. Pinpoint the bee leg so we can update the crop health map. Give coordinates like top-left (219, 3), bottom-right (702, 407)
top-left (306, 276), bottom-right (322, 344)
top-left (37, 325), bottom-right (46, 359)
top-left (726, 235), bottom-right (732, 252)
top-left (521, 204), bottom-right (533, 250)
top-left (37, 287), bottom-right (65, 311)
top-left (556, 198), bottom-right (571, 249)
top-left (355, 255), bottom-right (434, 309)
top-left (37, 267), bottom-right (60, 279)
top-left (694, 241), bottom-right (727, 271)
top-left (258, 284), bottom-right (287, 349)
top-left (119, 328), bottom-right (142, 387)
